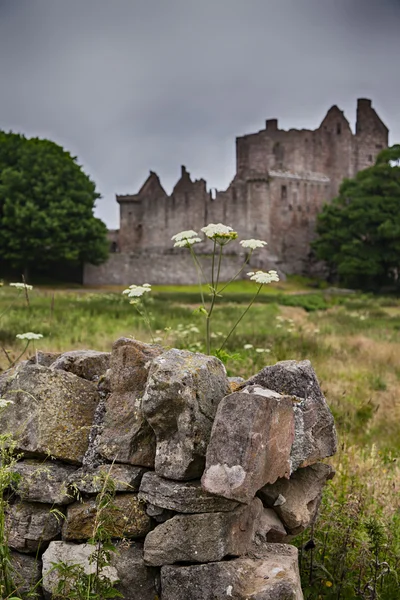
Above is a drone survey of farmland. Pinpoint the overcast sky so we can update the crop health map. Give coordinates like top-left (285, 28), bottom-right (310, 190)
top-left (0, 0), bottom-right (399, 228)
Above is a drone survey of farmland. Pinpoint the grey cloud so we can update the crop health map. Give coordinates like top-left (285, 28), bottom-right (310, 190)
top-left (0, 0), bottom-right (399, 227)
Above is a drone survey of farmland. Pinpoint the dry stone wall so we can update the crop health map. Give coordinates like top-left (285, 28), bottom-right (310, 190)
top-left (0, 339), bottom-right (338, 599)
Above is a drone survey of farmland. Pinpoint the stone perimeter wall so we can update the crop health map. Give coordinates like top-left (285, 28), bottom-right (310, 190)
top-left (0, 340), bottom-right (338, 599)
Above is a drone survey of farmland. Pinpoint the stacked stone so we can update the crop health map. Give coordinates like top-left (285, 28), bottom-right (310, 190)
top-left (0, 339), bottom-right (337, 600)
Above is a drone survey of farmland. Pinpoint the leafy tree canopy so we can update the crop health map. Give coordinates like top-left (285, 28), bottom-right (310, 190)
top-left (0, 131), bottom-right (108, 279)
top-left (312, 145), bottom-right (400, 290)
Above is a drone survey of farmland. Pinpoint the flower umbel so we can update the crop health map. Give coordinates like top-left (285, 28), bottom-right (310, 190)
top-left (122, 284), bottom-right (152, 298)
top-left (201, 223), bottom-right (238, 243)
top-left (16, 332), bottom-right (43, 340)
top-left (173, 237), bottom-right (202, 248)
top-left (0, 398), bottom-right (13, 408)
top-left (171, 230), bottom-right (199, 242)
top-left (9, 282), bottom-right (33, 291)
top-left (248, 270), bottom-right (280, 284)
top-left (240, 239), bottom-right (268, 250)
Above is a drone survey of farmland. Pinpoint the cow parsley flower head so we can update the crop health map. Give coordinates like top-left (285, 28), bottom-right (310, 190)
top-left (240, 239), bottom-right (268, 250)
top-left (171, 230), bottom-right (199, 242)
top-left (201, 223), bottom-right (238, 244)
top-left (247, 270), bottom-right (280, 284)
top-left (0, 398), bottom-right (13, 408)
top-left (10, 282), bottom-right (33, 291)
top-left (122, 284), bottom-right (152, 298)
top-left (16, 332), bottom-right (43, 340)
top-left (173, 237), bottom-right (202, 248)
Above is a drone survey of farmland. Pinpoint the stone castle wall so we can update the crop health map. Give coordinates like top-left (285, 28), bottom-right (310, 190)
top-left (0, 340), bottom-right (338, 599)
top-left (84, 98), bottom-right (388, 285)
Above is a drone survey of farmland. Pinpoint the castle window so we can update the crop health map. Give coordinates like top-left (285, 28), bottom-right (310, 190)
top-left (376, 144), bottom-right (383, 149)
top-left (110, 241), bottom-right (119, 253)
top-left (336, 123), bottom-right (341, 135)
top-left (281, 185), bottom-right (287, 200)
top-left (368, 155), bottom-right (373, 162)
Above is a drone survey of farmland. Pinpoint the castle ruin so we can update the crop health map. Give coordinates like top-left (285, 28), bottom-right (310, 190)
top-left (84, 98), bottom-right (388, 285)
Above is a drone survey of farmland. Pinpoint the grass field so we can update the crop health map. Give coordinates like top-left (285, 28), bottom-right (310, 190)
top-left (1, 278), bottom-right (400, 597)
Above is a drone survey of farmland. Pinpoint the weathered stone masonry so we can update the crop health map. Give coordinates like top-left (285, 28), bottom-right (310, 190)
top-left (85, 98), bottom-right (388, 283)
top-left (0, 341), bottom-right (338, 599)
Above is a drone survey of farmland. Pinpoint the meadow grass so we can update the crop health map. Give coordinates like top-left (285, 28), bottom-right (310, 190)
top-left (1, 279), bottom-right (400, 598)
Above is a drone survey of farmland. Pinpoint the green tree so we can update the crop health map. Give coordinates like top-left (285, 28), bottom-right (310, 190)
top-left (0, 131), bottom-right (108, 280)
top-left (312, 145), bottom-right (400, 290)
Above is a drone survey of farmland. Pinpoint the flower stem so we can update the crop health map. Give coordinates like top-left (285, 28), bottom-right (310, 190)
top-left (218, 250), bottom-right (253, 294)
top-left (218, 283), bottom-right (263, 352)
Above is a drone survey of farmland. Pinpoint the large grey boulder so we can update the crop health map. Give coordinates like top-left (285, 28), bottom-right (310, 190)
top-left (42, 541), bottom-right (159, 600)
top-left (70, 464), bottom-right (148, 495)
top-left (144, 498), bottom-right (262, 566)
top-left (98, 338), bottom-right (163, 467)
top-left (6, 501), bottom-right (62, 554)
top-left (142, 349), bottom-right (230, 480)
top-left (42, 541), bottom-right (119, 599)
top-left (139, 471), bottom-right (239, 513)
top-left (161, 543), bottom-right (304, 599)
top-left (201, 386), bottom-right (295, 504)
top-left (10, 551), bottom-right (43, 599)
top-left (258, 463), bottom-right (335, 536)
top-left (63, 493), bottom-right (152, 541)
top-left (50, 350), bottom-right (110, 381)
top-left (11, 460), bottom-right (78, 504)
top-left (244, 360), bottom-right (337, 470)
top-left (0, 364), bottom-right (99, 464)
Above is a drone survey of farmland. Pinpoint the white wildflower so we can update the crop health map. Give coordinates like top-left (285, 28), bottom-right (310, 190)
top-left (122, 284), bottom-right (152, 298)
top-left (201, 223), bottom-right (238, 242)
top-left (171, 230), bottom-right (199, 242)
top-left (16, 332), bottom-right (43, 340)
top-left (240, 239), bottom-right (268, 250)
top-left (173, 237), bottom-right (202, 248)
top-left (243, 344), bottom-right (253, 350)
top-left (10, 282), bottom-right (33, 291)
top-left (0, 398), bottom-right (13, 408)
top-left (247, 270), bottom-right (280, 284)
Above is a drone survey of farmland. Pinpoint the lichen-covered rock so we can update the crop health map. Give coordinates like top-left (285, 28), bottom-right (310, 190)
top-left (201, 386), bottom-right (295, 503)
top-left (142, 349), bottom-right (230, 480)
top-left (110, 542), bottom-right (160, 600)
top-left (10, 551), bottom-right (43, 598)
top-left (6, 502), bottom-right (62, 554)
top-left (255, 507), bottom-right (288, 543)
top-left (27, 351), bottom-right (60, 367)
top-left (143, 498), bottom-right (262, 566)
top-left (0, 364), bottom-right (99, 464)
top-left (98, 338), bottom-right (163, 467)
top-left (63, 493), bottom-right (152, 541)
top-left (11, 460), bottom-right (78, 504)
top-left (258, 463), bottom-right (335, 536)
top-left (244, 360), bottom-right (337, 470)
top-left (42, 541), bottom-right (119, 599)
top-left (50, 350), bottom-right (110, 381)
top-left (70, 464), bottom-right (148, 495)
top-left (161, 543), bottom-right (304, 599)
top-left (139, 472), bottom-right (239, 513)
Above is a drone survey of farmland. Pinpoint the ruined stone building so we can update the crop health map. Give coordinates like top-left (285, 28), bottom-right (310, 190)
top-left (84, 98), bottom-right (388, 285)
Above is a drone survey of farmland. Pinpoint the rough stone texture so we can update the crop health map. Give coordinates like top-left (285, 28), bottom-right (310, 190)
top-left (244, 360), bottom-right (337, 471)
top-left (0, 364), bottom-right (99, 464)
top-left (63, 493), bottom-right (152, 541)
top-left (161, 543), bottom-right (303, 599)
top-left (42, 541), bottom-right (119, 599)
top-left (27, 351), bottom-right (60, 367)
top-left (255, 508), bottom-right (288, 543)
top-left (50, 349), bottom-right (110, 381)
top-left (202, 386), bottom-right (295, 503)
top-left (70, 464), bottom-right (148, 495)
top-left (110, 542), bottom-right (160, 600)
top-left (10, 551), bottom-right (43, 599)
top-left (143, 349), bottom-right (230, 480)
top-left (139, 471), bottom-right (239, 513)
top-left (84, 98), bottom-right (388, 285)
top-left (98, 338), bottom-right (163, 467)
top-left (258, 463), bottom-right (335, 536)
top-left (6, 502), bottom-right (62, 554)
top-left (11, 460), bottom-right (78, 505)
top-left (143, 498), bottom-right (262, 566)
top-left (145, 503), bottom-right (176, 523)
